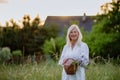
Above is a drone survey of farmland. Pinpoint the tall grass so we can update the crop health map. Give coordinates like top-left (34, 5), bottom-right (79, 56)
top-left (86, 62), bottom-right (120, 80)
top-left (0, 61), bottom-right (62, 80)
top-left (0, 60), bottom-right (120, 80)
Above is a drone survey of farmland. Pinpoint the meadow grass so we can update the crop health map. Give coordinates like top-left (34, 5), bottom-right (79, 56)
top-left (86, 62), bottom-right (120, 80)
top-left (0, 60), bottom-right (120, 80)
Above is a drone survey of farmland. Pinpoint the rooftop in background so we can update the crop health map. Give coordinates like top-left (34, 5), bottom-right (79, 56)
top-left (44, 14), bottom-right (98, 35)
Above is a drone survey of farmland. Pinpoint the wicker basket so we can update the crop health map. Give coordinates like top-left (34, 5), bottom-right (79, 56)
top-left (63, 58), bottom-right (78, 75)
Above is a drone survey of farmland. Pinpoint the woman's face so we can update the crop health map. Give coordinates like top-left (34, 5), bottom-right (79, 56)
top-left (69, 28), bottom-right (79, 42)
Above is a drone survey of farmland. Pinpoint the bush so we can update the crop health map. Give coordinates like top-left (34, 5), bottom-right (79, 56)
top-left (0, 47), bottom-right (11, 64)
top-left (86, 18), bottom-right (120, 59)
top-left (42, 37), bottom-right (65, 61)
top-left (12, 50), bottom-right (22, 64)
top-left (12, 50), bottom-right (22, 56)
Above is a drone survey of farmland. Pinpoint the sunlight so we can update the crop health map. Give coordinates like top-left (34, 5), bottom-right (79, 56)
top-left (39, 21), bottom-right (45, 26)
top-left (0, 0), bottom-right (7, 3)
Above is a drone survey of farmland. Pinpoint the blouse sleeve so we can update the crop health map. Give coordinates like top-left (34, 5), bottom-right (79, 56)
top-left (79, 43), bottom-right (89, 67)
top-left (58, 45), bottom-right (67, 66)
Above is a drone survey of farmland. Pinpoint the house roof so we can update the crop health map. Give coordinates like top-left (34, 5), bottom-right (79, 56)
top-left (44, 15), bottom-right (97, 35)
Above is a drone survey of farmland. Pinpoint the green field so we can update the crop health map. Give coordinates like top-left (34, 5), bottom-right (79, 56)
top-left (0, 60), bottom-right (120, 80)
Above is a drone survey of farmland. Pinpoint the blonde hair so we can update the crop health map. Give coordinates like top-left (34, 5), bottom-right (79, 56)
top-left (66, 24), bottom-right (82, 46)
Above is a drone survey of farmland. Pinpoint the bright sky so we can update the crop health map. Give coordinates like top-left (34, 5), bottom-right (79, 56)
top-left (0, 0), bottom-right (112, 26)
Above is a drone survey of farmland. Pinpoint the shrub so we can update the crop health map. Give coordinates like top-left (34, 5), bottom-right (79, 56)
top-left (0, 47), bottom-right (11, 64)
top-left (42, 37), bottom-right (65, 61)
top-left (12, 50), bottom-right (22, 56)
top-left (86, 18), bottom-right (120, 59)
top-left (12, 50), bottom-right (22, 64)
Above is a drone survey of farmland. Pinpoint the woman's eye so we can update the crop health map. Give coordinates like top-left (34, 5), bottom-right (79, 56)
top-left (71, 31), bottom-right (73, 33)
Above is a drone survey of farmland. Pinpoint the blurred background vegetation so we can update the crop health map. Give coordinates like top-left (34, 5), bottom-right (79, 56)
top-left (0, 0), bottom-right (120, 65)
top-left (0, 1), bottom-right (120, 80)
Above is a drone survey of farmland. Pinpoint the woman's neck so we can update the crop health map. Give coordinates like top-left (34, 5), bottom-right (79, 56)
top-left (71, 41), bottom-right (76, 49)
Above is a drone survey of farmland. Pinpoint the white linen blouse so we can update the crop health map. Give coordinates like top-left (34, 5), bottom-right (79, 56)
top-left (58, 42), bottom-right (89, 80)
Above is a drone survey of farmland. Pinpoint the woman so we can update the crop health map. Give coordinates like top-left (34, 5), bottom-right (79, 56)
top-left (59, 24), bottom-right (89, 80)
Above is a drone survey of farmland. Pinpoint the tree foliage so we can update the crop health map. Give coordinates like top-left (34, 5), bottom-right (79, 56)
top-left (87, 0), bottom-right (120, 58)
top-left (0, 15), bottom-right (59, 56)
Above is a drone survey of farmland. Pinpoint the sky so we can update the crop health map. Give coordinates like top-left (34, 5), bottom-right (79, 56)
top-left (0, 0), bottom-right (112, 26)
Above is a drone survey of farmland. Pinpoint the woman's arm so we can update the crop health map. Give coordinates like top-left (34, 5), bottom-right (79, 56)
top-left (58, 45), bottom-right (67, 66)
top-left (79, 43), bottom-right (89, 67)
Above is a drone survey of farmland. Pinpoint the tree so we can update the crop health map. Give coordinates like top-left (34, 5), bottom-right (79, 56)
top-left (87, 0), bottom-right (120, 58)
top-left (100, 0), bottom-right (120, 33)
top-left (0, 14), bottom-right (60, 58)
